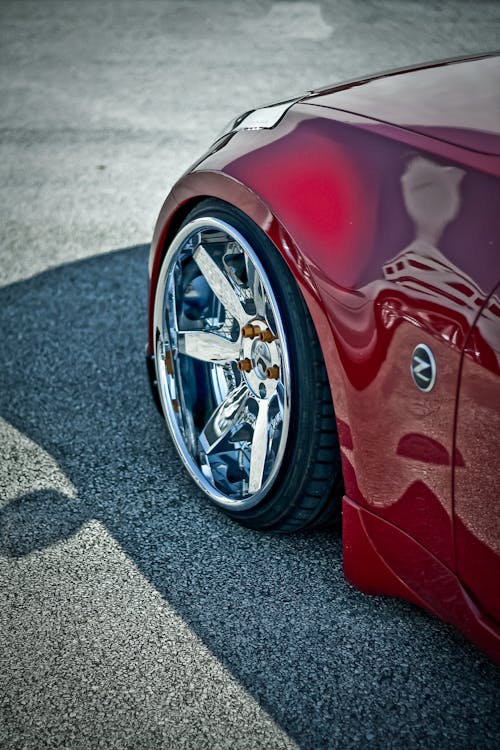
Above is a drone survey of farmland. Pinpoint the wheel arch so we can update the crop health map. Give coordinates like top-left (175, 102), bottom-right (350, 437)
top-left (147, 171), bottom-right (348, 430)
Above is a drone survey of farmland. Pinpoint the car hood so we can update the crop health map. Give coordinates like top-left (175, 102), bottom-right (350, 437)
top-left (302, 54), bottom-right (500, 156)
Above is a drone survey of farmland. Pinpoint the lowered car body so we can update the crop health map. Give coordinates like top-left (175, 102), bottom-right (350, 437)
top-left (147, 53), bottom-right (500, 661)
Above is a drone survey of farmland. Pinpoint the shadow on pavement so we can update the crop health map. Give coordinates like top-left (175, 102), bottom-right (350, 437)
top-left (1, 245), bottom-right (498, 749)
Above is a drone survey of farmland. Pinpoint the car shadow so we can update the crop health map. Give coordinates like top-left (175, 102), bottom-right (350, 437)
top-left (0, 245), bottom-right (498, 749)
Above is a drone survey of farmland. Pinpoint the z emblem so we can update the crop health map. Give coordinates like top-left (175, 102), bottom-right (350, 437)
top-left (411, 344), bottom-right (437, 393)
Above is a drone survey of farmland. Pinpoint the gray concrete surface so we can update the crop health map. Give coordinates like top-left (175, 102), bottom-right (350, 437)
top-left (1, 1), bottom-right (499, 748)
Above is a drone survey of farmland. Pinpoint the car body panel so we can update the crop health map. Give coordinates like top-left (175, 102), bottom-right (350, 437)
top-left (304, 55), bottom-right (500, 155)
top-left (454, 283), bottom-right (500, 624)
top-left (148, 55), bottom-right (500, 660)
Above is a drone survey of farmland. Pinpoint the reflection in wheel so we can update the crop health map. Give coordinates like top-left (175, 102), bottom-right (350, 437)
top-left (153, 200), bottom-right (343, 531)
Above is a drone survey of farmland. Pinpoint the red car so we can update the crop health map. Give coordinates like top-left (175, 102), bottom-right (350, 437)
top-left (146, 53), bottom-right (500, 662)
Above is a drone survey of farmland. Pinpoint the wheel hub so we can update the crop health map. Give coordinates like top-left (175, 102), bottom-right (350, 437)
top-left (238, 318), bottom-right (281, 399)
top-left (251, 339), bottom-right (272, 379)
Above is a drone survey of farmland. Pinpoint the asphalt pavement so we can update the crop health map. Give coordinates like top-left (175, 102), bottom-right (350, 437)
top-left (1, 2), bottom-right (500, 748)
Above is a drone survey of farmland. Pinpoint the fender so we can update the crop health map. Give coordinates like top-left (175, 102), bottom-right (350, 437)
top-left (147, 170), bottom-right (346, 430)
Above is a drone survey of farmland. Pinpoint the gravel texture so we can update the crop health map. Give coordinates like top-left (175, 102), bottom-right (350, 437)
top-left (1, 2), bottom-right (500, 749)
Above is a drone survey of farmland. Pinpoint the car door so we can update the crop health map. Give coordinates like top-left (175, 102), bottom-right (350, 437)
top-left (454, 284), bottom-right (500, 623)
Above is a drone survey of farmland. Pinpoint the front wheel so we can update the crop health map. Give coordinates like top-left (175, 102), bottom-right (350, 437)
top-left (153, 199), bottom-right (343, 531)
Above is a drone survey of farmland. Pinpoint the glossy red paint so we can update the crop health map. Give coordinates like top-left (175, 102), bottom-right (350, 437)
top-left (305, 54), bottom-right (500, 155)
top-left (148, 55), bottom-right (500, 659)
top-left (454, 284), bottom-right (500, 624)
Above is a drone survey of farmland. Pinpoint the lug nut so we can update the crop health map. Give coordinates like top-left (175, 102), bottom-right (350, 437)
top-left (266, 365), bottom-right (280, 380)
top-left (258, 329), bottom-right (277, 343)
top-left (241, 324), bottom-right (259, 339)
top-left (237, 358), bottom-right (253, 372)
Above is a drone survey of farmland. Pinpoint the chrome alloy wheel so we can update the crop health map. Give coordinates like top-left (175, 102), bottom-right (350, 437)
top-left (153, 216), bottom-right (291, 510)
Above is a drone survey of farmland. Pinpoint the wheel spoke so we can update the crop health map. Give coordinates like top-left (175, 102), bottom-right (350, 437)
top-left (199, 383), bottom-right (250, 455)
top-left (248, 398), bottom-right (271, 493)
top-left (246, 256), bottom-right (267, 318)
top-left (177, 331), bottom-right (239, 363)
top-left (193, 244), bottom-right (247, 325)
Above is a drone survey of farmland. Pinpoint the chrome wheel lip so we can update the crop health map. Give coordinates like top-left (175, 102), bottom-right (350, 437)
top-left (153, 215), bottom-right (291, 511)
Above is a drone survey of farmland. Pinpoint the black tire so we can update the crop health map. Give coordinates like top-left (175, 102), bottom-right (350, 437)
top-left (153, 198), bottom-right (343, 531)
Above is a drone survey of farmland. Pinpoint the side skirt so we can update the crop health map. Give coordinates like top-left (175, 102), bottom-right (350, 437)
top-left (342, 495), bottom-right (500, 663)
